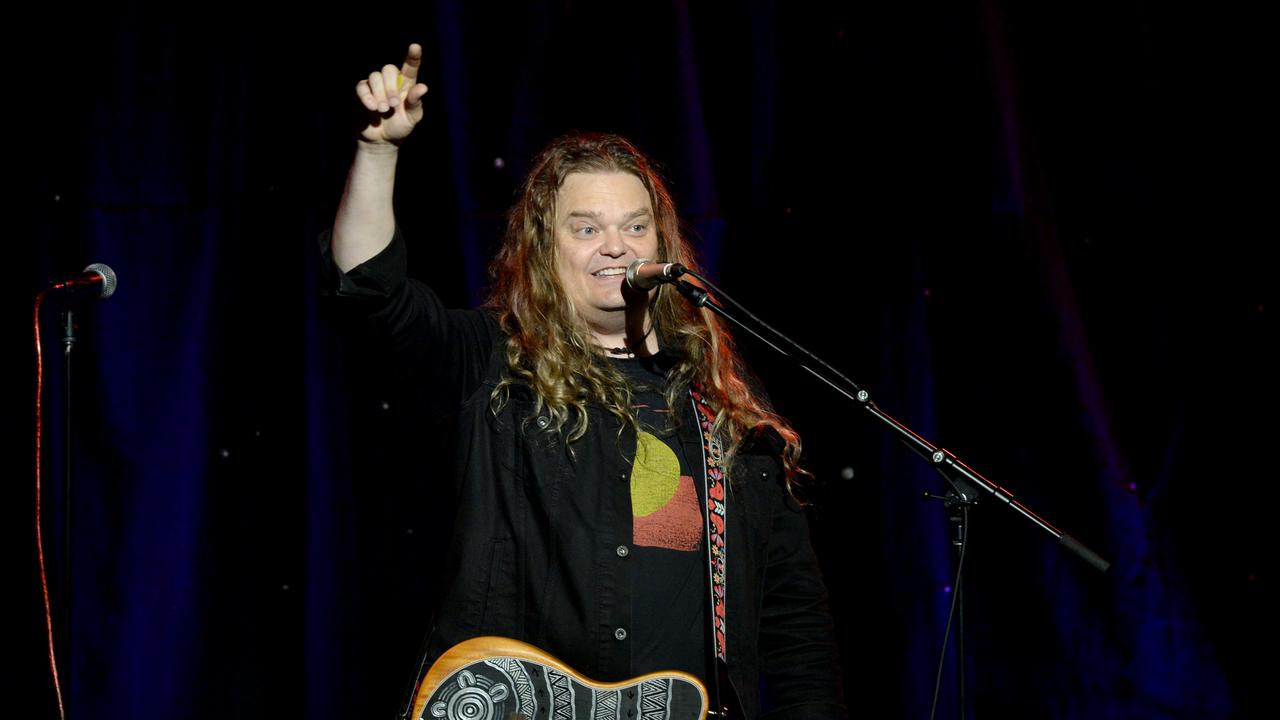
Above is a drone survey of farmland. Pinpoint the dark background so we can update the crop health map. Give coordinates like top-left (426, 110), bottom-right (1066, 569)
top-left (9, 1), bottom-right (1272, 717)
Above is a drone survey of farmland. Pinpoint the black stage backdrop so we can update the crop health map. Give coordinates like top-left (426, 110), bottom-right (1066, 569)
top-left (8, 1), bottom-right (1271, 718)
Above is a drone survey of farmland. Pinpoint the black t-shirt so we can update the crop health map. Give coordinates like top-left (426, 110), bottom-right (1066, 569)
top-left (612, 352), bottom-right (709, 682)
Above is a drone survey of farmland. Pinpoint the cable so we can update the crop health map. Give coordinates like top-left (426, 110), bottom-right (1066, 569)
top-left (34, 291), bottom-right (67, 720)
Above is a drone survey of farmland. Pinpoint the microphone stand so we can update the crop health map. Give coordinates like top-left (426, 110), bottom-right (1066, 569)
top-left (667, 276), bottom-right (1110, 716)
top-left (950, 501), bottom-right (967, 719)
top-left (38, 266), bottom-right (113, 720)
top-left (60, 309), bottom-right (76, 720)
top-left (669, 277), bottom-right (1108, 570)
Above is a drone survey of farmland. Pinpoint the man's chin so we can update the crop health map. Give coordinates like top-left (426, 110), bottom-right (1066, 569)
top-left (589, 292), bottom-right (630, 312)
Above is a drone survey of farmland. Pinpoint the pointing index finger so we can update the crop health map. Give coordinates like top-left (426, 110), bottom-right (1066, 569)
top-left (399, 43), bottom-right (423, 87)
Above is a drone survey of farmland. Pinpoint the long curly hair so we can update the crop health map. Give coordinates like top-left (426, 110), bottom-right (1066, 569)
top-left (486, 132), bottom-right (807, 489)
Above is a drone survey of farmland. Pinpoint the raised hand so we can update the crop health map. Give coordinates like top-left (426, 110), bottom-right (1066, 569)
top-left (355, 43), bottom-right (430, 146)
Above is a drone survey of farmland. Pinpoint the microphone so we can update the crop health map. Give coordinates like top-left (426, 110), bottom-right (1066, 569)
top-left (47, 263), bottom-right (118, 301)
top-left (625, 258), bottom-right (686, 291)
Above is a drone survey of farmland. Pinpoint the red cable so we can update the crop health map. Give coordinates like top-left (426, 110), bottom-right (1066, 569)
top-left (34, 291), bottom-right (67, 720)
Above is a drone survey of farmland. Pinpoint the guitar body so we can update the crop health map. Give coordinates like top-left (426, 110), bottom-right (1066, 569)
top-left (411, 637), bottom-right (709, 720)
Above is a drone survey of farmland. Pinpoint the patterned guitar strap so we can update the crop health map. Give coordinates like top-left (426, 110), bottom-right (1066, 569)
top-left (689, 388), bottom-right (728, 669)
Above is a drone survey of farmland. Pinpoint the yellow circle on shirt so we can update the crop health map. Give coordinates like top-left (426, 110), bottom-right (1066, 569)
top-left (631, 431), bottom-right (681, 517)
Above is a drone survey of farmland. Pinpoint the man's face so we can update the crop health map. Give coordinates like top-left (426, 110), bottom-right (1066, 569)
top-left (553, 171), bottom-right (659, 337)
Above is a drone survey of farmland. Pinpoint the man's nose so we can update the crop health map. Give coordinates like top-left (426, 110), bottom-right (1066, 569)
top-left (599, 227), bottom-right (627, 256)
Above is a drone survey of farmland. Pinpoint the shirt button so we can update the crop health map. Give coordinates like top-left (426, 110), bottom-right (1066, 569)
top-left (615, 545), bottom-right (630, 558)
top-left (614, 627), bottom-right (628, 641)
top-left (536, 416), bottom-right (550, 429)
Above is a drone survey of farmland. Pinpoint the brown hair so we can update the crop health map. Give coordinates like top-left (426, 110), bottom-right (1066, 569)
top-left (486, 132), bottom-right (807, 490)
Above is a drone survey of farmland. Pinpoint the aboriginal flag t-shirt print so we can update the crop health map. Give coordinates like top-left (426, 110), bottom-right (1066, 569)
top-left (630, 430), bottom-right (701, 551)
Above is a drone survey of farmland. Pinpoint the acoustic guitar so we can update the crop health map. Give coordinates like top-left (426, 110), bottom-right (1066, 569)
top-left (410, 637), bottom-right (710, 720)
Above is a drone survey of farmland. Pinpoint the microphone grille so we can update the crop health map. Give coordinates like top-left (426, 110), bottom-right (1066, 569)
top-left (84, 263), bottom-right (118, 299)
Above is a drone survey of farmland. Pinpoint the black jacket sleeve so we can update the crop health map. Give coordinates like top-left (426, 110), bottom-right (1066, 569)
top-left (319, 228), bottom-right (501, 416)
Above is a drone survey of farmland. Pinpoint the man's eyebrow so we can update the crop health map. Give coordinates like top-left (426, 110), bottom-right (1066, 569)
top-left (563, 208), bottom-right (652, 221)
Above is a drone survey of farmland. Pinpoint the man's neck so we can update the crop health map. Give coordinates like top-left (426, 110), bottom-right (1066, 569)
top-left (587, 302), bottom-right (657, 357)
top-left (591, 328), bottom-right (659, 358)
top-left (586, 315), bottom-right (655, 356)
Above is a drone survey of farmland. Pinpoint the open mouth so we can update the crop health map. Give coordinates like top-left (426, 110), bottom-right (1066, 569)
top-left (592, 267), bottom-right (627, 277)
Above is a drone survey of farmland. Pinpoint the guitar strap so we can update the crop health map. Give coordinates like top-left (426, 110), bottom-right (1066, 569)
top-left (689, 387), bottom-right (727, 664)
